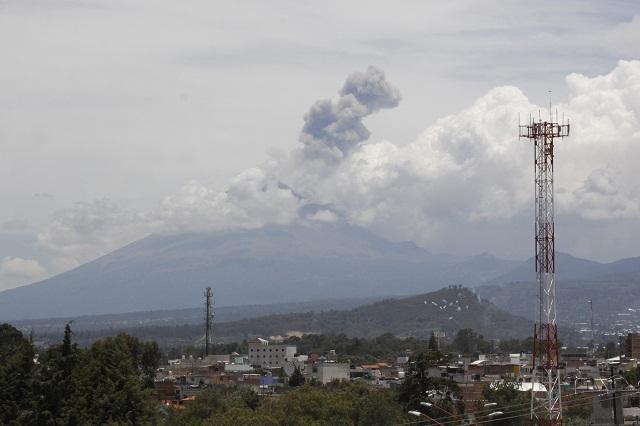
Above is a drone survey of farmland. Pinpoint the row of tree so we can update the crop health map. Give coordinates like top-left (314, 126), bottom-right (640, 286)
top-left (1, 323), bottom-right (594, 425)
top-left (0, 323), bottom-right (160, 425)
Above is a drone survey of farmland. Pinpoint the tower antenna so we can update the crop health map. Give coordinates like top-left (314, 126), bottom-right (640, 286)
top-left (519, 103), bottom-right (570, 424)
top-left (204, 287), bottom-right (214, 357)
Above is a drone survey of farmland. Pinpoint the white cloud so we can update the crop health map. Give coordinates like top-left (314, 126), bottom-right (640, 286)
top-left (35, 199), bottom-right (158, 270)
top-left (16, 59), bottom-right (640, 279)
top-left (0, 256), bottom-right (47, 291)
top-left (308, 210), bottom-right (338, 223)
top-left (607, 15), bottom-right (640, 58)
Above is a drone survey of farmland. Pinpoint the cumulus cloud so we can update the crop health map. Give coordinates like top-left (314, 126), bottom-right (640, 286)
top-left (0, 256), bottom-right (47, 291)
top-left (565, 167), bottom-right (640, 220)
top-left (36, 199), bottom-right (158, 270)
top-left (29, 60), bottom-right (640, 273)
top-left (159, 171), bottom-right (302, 233)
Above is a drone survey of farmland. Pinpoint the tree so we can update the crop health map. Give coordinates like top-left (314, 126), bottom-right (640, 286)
top-left (0, 324), bottom-right (39, 425)
top-left (428, 332), bottom-right (438, 351)
top-left (289, 366), bottom-right (305, 387)
top-left (397, 350), bottom-right (462, 420)
top-left (605, 341), bottom-right (617, 359)
top-left (173, 389), bottom-right (224, 424)
top-left (480, 379), bottom-right (529, 425)
top-left (356, 388), bottom-right (406, 426)
top-left (241, 389), bottom-right (261, 410)
top-left (452, 328), bottom-right (493, 355)
top-left (59, 333), bottom-right (158, 425)
top-left (563, 393), bottom-right (592, 424)
top-left (38, 322), bottom-right (80, 422)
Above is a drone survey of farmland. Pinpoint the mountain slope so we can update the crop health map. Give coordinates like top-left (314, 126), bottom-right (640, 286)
top-left (0, 222), bottom-right (519, 320)
top-left (481, 253), bottom-right (640, 331)
top-left (478, 280), bottom-right (640, 331)
top-left (485, 252), bottom-right (640, 286)
top-left (485, 252), bottom-right (603, 285)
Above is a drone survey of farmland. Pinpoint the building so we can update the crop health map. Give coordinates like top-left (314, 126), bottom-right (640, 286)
top-left (248, 338), bottom-right (297, 369)
top-left (626, 333), bottom-right (640, 359)
top-left (316, 363), bottom-right (350, 384)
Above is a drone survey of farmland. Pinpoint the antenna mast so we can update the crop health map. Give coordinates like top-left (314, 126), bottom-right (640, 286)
top-left (519, 104), bottom-right (570, 424)
top-left (204, 287), bottom-right (214, 357)
top-left (589, 299), bottom-right (595, 355)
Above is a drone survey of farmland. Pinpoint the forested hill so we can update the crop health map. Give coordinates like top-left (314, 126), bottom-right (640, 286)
top-left (49, 287), bottom-right (531, 346)
top-left (211, 287), bottom-right (531, 341)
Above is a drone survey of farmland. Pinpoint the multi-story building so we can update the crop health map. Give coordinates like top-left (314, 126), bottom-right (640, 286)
top-left (248, 338), bottom-right (297, 369)
top-left (626, 333), bottom-right (640, 359)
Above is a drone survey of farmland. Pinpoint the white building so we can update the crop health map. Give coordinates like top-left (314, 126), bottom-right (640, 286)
top-left (316, 363), bottom-right (350, 384)
top-left (248, 338), bottom-right (297, 369)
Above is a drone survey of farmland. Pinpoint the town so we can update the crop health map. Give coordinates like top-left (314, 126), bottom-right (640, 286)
top-left (152, 322), bottom-right (640, 424)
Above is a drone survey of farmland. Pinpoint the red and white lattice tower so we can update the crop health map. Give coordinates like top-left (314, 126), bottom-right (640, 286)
top-left (519, 110), bottom-right (569, 424)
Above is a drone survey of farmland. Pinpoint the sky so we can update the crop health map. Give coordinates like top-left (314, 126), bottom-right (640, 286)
top-left (1, 0), bottom-right (640, 290)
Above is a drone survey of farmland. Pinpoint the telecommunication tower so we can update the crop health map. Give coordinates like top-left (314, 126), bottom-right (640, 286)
top-left (519, 105), bottom-right (569, 424)
top-left (204, 287), bottom-right (214, 357)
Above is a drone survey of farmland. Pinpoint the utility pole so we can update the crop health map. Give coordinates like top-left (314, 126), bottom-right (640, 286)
top-left (204, 287), bottom-right (214, 357)
top-left (589, 299), bottom-right (595, 356)
top-left (611, 364), bottom-right (619, 425)
top-left (519, 102), bottom-right (570, 424)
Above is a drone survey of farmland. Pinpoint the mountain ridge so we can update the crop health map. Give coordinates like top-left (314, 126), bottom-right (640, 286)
top-left (3, 221), bottom-right (640, 322)
top-left (0, 222), bottom-right (518, 320)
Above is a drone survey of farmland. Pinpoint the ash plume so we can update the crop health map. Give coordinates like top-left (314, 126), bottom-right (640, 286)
top-left (299, 66), bottom-right (401, 162)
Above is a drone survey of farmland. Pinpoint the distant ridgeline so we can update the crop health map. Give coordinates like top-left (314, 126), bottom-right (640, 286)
top-left (21, 287), bottom-right (538, 347)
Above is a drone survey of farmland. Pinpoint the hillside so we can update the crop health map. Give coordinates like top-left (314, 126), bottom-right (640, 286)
top-left (27, 287), bottom-right (534, 347)
top-left (0, 222), bottom-right (519, 320)
top-left (486, 252), bottom-right (640, 285)
top-left (479, 255), bottom-right (640, 331)
top-left (478, 280), bottom-right (640, 331)
top-left (10, 296), bottom-right (384, 334)
top-left (209, 286), bottom-right (532, 341)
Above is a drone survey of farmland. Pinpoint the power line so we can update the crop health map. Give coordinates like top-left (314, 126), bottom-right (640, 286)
top-left (390, 391), bottom-right (634, 426)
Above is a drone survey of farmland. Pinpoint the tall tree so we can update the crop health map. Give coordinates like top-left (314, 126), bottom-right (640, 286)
top-left (59, 333), bottom-right (158, 425)
top-left (288, 366), bottom-right (305, 387)
top-left (0, 324), bottom-right (38, 425)
top-left (428, 332), bottom-right (438, 351)
top-left (38, 322), bottom-right (80, 422)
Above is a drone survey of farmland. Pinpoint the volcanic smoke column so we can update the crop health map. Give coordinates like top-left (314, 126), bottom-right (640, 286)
top-left (519, 111), bottom-right (569, 424)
